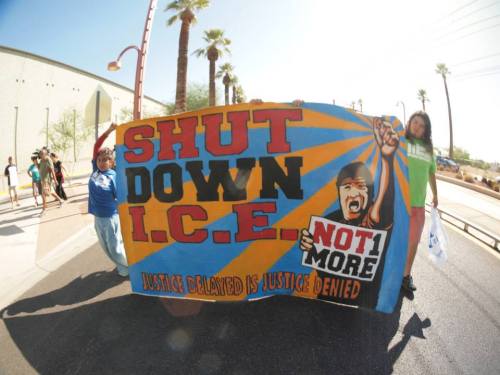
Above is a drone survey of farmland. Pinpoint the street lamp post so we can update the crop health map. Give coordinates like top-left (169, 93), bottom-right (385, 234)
top-left (45, 107), bottom-right (50, 147)
top-left (397, 100), bottom-right (406, 125)
top-left (108, 0), bottom-right (158, 121)
top-left (14, 106), bottom-right (19, 165)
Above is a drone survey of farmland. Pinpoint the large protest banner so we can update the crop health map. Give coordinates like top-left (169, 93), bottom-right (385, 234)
top-left (115, 102), bottom-right (410, 313)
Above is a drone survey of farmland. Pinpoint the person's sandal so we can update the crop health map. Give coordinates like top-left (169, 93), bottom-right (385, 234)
top-left (402, 275), bottom-right (417, 292)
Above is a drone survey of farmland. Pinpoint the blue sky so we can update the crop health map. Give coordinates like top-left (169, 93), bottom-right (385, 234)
top-left (1, 0), bottom-right (499, 162)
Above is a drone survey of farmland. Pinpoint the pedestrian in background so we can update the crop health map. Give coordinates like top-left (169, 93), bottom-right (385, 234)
top-left (27, 155), bottom-right (42, 207)
top-left (88, 123), bottom-right (128, 277)
top-left (4, 156), bottom-right (20, 209)
top-left (402, 111), bottom-right (438, 292)
top-left (38, 148), bottom-right (64, 215)
top-left (50, 152), bottom-right (68, 200)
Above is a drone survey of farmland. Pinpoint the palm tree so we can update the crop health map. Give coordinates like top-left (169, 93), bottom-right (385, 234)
top-left (358, 99), bottom-right (363, 112)
top-left (166, 0), bottom-right (210, 114)
top-left (235, 85), bottom-right (245, 103)
top-left (194, 29), bottom-right (231, 106)
top-left (417, 89), bottom-right (429, 111)
top-left (350, 101), bottom-right (356, 111)
top-left (436, 63), bottom-right (453, 158)
top-left (216, 62), bottom-right (234, 105)
top-left (230, 75), bottom-right (238, 104)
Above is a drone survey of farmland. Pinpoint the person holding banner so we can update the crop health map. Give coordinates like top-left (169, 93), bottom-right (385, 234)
top-left (89, 123), bottom-right (129, 277)
top-left (299, 117), bottom-right (399, 309)
top-left (402, 111), bottom-right (438, 292)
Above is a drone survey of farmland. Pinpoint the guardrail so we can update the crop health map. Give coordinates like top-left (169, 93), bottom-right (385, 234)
top-left (425, 204), bottom-right (499, 252)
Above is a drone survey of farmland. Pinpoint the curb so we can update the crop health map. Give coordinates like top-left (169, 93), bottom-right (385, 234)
top-left (436, 174), bottom-right (500, 200)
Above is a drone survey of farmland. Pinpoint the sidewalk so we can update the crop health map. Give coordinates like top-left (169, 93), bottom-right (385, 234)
top-left (431, 179), bottom-right (500, 241)
top-left (0, 178), bottom-right (96, 309)
top-left (0, 172), bottom-right (91, 205)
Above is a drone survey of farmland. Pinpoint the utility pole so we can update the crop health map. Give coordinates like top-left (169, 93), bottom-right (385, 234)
top-left (95, 91), bottom-right (100, 141)
top-left (45, 107), bottom-right (50, 147)
top-left (73, 109), bottom-right (77, 162)
top-left (14, 106), bottom-right (19, 165)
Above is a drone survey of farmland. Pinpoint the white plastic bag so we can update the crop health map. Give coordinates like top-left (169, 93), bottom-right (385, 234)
top-left (428, 208), bottom-right (448, 266)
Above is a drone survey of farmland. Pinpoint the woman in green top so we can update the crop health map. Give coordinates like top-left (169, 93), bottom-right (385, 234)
top-left (403, 111), bottom-right (438, 292)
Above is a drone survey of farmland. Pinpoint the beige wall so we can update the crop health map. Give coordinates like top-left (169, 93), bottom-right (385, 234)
top-left (0, 46), bottom-right (165, 192)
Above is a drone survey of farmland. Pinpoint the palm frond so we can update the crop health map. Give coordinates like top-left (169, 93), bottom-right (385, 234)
top-left (196, 29), bottom-right (232, 59)
top-left (194, 0), bottom-right (210, 9)
top-left (167, 14), bottom-right (179, 26)
top-left (193, 48), bottom-right (207, 57)
top-left (165, 1), bottom-right (181, 12)
top-left (435, 63), bottom-right (450, 75)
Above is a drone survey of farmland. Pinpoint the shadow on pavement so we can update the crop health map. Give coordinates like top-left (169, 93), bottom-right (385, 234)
top-left (2, 271), bottom-right (126, 316)
top-left (0, 281), bottom-right (423, 374)
top-left (0, 212), bottom-right (40, 225)
top-left (69, 197), bottom-right (89, 204)
top-left (0, 224), bottom-right (25, 236)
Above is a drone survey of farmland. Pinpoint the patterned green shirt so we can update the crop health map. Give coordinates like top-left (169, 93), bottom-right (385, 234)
top-left (407, 139), bottom-right (436, 207)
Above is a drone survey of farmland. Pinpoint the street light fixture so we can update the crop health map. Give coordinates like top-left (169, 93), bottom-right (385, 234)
top-left (396, 100), bottom-right (406, 125)
top-left (108, 0), bottom-right (158, 120)
top-left (107, 60), bottom-right (122, 72)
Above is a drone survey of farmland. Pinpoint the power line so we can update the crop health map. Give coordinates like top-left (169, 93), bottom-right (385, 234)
top-left (449, 0), bottom-right (483, 16)
top-left (437, 14), bottom-right (500, 39)
top-left (450, 1), bottom-right (500, 25)
top-left (451, 52), bottom-right (500, 66)
top-left (438, 21), bottom-right (500, 45)
top-left (454, 69), bottom-right (500, 81)
top-left (453, 64), bottom-right (500, 77)
top-left (431, 0), bottom-right (482, 27)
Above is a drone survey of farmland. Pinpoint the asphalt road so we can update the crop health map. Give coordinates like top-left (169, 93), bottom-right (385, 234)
top-left (1, 217), bottom-right (499, 374)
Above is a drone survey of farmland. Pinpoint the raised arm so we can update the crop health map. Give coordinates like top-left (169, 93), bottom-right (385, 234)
top-left (369, 118), bottom-right (399, 226)
top-left (93, 123), bottom-right (117, 161)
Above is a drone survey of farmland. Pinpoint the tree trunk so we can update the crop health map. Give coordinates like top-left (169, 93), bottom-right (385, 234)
top-left (174, 16), bottom-right (191, 113)
top-left (224, 84), bottom-right (229, 105)
top-left (223, 73), bottom-right (230, 105)
top-left (232, 85), bottom-right (236, 104)
top-left (209, 58), bottom-right (216, 106)
top-left (443, 76), bottom-right (453, 159)
top-left (422, 100), bottom-right (425, 112)
top-left (207, 47), bottom-right (218, 107)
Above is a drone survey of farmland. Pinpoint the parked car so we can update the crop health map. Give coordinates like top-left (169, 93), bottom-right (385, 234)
top-left (436, 156), bottom-right (460, 173)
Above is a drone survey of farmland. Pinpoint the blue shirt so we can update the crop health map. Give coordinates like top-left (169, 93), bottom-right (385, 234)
top-left (88, 161), bottom-right (118, 217)
top-left (28, 164), bottom-right (41, 182)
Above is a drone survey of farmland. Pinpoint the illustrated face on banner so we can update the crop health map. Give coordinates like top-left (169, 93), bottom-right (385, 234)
top-left (339, 176), bottom-right (369, 220)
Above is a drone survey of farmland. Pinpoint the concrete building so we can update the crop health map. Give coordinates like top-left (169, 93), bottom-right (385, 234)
top-left (0, 45), bottom-right (165, 192)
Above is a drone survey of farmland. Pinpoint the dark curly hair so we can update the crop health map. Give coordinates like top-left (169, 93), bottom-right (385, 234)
top-left (405, 111), bottom-right (433, 155)
top-left (97, 147), bottom-right (115, 161)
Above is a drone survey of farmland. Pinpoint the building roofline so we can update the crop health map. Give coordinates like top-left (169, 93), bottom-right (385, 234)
top-left (0, 44), bottom-right (165, 107)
